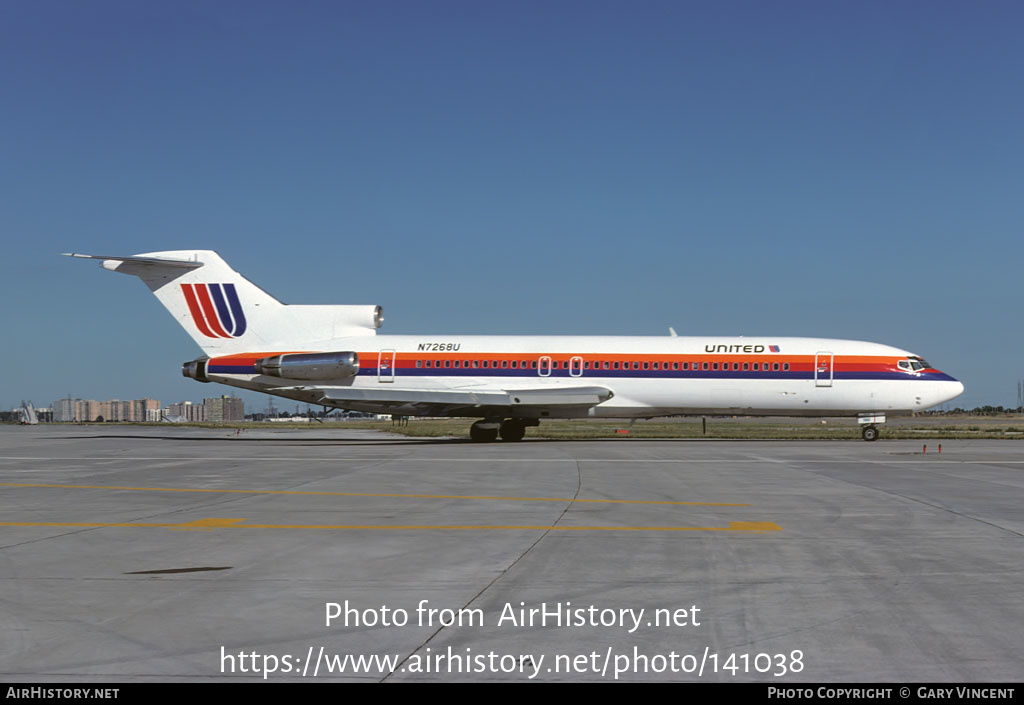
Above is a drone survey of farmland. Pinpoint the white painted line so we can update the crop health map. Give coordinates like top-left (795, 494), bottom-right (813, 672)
top-left (0, 456), bottom-right (1021, 464)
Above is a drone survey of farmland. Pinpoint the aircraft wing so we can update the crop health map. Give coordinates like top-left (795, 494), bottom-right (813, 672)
top-left (274, 385), bottom-right (614, 416)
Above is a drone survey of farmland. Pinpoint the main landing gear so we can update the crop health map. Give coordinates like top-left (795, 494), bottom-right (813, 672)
top-left (469, 418), bottom-right (538, 442)
top-left (861, 425), bottom-right (879, 442)
top-left (469, 420), bottom-right (498, 443)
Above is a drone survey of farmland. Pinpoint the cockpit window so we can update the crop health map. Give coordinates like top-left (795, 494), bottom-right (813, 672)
top-left (907, 357), bottom-right (932, 371)
top-left (898, 360), bottom-right (911, 370)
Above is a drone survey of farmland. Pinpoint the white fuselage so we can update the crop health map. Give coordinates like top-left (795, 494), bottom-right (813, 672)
top-left (202, 334), bottom-right (964, 419)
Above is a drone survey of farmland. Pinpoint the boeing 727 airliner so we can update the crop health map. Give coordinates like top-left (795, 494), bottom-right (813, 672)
top-left (67, 250), bottom-right (964, 441)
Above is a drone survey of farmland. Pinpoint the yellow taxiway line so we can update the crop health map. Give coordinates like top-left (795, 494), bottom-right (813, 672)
top-left (0, 482), bottom-right (748, 507)
top-left (0, 518), bottom-right (781, 532)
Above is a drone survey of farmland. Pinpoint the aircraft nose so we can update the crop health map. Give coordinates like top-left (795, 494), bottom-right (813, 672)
top-left (943, 380), bottom-right (965, 404)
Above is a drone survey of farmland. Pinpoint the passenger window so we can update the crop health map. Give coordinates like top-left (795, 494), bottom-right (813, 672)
top-left (472, 360), bottom-right (479, 368)
top-left (753, 363), bottom-right (759, 371)
top-left (743, 362), bottom-right (749, 371)
top-left (453, 360), bottom-right (460, 368)
top-left (511, 361), bottom-right (518, 369)
top-left (482, 360), bottom-right (489, 368)
top-left (501, 360), bottom-right (508, 369)
top-left (632, 361), bottom-right (639, 370)
top-left (651, 362), bottom-right (658, 370)
top-left (673, 362), bottom-right (679, 370)
top-left (773, 363), bottom-right (779, 371)
top-left (531, 361), bottom-right (537, 369)
top-left (732, 363), bottom-right (739, 371)
top-left (682, 362), bottom-right (688, 370)
top-left (444, 360), bottom-right (451, 368)
top-left (643, 362), bottom-right (650, 370)
top-left (712, 362), bottom-right (719, 370)
top-left (416, 360), bottom-right (422, 368)
top-left (702, 362), bottom-right (709, 370)
top-left (783, 363), bottom-right (790, 371)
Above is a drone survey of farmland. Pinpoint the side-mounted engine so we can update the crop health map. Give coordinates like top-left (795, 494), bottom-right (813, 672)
top-left (253, 351), bottom-right (360, 380)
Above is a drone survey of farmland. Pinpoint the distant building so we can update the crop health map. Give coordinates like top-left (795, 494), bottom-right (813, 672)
top-left (51, 397), bottom-right (161, 422)
top-left (204, 395), bottom-right (244, 422)
top-left (107, 398), bottom-right (161, 422)
top-left (167, 400), bottom-right (205, 422)
top-left (80, 400), bottom-right (110, 423)
top-left (52, 398), bottom-right (79, 422)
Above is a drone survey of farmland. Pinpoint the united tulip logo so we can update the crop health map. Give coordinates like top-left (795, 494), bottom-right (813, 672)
top-left (180, 283), bottom-right (247, 338)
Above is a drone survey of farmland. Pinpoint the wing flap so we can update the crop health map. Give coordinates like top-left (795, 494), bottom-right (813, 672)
top-left (317, 386), bottom-right (612, 407)
top-left (272, 385), bottom-right (614, 414)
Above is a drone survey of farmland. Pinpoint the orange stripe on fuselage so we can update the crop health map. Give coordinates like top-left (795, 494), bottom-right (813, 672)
top-left (206, 352), bottom-right (917, 375)
top-left (374, 353), bottom-right (907, 373)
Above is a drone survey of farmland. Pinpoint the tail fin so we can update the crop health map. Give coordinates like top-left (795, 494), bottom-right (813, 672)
top-left (65, 250), bottom-right (381, 354)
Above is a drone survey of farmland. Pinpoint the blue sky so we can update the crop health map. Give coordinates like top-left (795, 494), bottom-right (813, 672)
top-left (2, 1), bottom-right (1022, 411)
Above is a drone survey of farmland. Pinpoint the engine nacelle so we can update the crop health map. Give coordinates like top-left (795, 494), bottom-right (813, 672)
top-left (181, 358), bottom-right (210, 383)
top-left (254, 351), bottom-right (360, 380)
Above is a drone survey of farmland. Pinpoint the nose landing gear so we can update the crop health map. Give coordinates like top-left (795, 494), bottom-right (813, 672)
top-left (858, 414), bottom-right (885, 442)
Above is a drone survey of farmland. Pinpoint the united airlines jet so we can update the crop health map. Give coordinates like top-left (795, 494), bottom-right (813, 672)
top-left (67, 251), bottom-right (963, 441)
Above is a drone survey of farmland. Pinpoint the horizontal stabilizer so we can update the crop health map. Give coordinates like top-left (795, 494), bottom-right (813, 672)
top-left (63, 253), bottom-right (204, 269)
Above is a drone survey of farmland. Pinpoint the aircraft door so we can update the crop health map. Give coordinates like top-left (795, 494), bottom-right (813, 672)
top-left (378, 349), bottom-right (396, 383)
top-left (570, 356), bottom-right (583, 377)
top-left (814, 352), bottom-right (833, 387)
top-left (538, 356), bottom-right (552, 377)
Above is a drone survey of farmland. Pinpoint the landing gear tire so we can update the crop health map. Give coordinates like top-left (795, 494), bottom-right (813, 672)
top-left (470, 421), bottom-right (498, 443)
top-left (862, 425), bottom-right (879, 442)
top-left (499, 419), bottom-right (526, 442)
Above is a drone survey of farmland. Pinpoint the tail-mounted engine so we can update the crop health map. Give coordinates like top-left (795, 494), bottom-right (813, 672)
top-left (181, 358), bottom-right (210, 383)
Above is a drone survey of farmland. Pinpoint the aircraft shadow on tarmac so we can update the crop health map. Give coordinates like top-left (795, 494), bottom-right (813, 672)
top-left (58, 433), bottom-right (779, 446)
